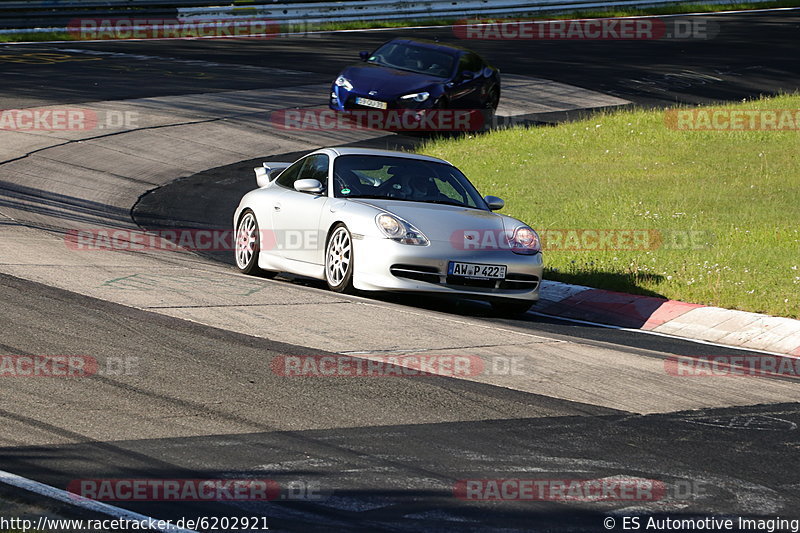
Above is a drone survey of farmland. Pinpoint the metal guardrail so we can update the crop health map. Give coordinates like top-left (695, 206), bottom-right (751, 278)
top-left (0, 0), bottom-right (773, 33)
top-left (179, 0), bottom-right (755, 24)
top-left (0, 0), bottom-right (328, 30)
top-left (0, 0), bottom-right (211, 7)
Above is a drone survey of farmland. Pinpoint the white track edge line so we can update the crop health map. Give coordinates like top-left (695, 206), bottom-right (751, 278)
top-left (0, 469), bottom-right (198, 533)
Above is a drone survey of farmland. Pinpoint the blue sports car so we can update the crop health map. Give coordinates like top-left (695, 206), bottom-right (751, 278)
top-left (329, 38), bottom-right (501, 114)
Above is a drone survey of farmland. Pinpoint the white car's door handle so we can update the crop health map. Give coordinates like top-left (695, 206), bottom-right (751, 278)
top-left (273, 203), bottom-right (281, 211)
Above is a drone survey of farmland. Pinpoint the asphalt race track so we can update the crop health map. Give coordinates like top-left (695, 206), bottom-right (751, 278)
top-left (1, 11), bottom-right (799, 532)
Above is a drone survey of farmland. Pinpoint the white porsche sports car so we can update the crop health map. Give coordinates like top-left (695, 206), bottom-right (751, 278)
top-left (233, 147), bottom-right (543, 314)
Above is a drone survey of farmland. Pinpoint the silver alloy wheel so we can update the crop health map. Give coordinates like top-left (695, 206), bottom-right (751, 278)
top-left (326, 226), bottom-right (352, 287)
top-left (235, 212), bottom-right (257, 270)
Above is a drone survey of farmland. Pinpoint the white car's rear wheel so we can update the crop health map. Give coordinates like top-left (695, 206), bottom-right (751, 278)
top-left (325, 224), bottom-right (355, 293)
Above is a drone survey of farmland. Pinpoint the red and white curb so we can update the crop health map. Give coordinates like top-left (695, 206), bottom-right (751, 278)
top-left (537, 281), bottom-right (800, 356)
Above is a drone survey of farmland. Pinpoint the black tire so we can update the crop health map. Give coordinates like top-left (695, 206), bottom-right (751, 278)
top-left (234, 209), bottom-right (276, 278)
top-left (485, 86), bottom-right (500, 111)
top-left (491, 299), bottom-right (533, 316)
top-left (481, 87), bottom-right (499, 131)
top-left (325, 223), bottom-right (355, 293)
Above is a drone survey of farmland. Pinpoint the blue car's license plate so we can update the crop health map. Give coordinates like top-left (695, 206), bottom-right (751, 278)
top-left (355, 97), bottom-right (388, 110)
top-left (448, 262), bottom-right (507, 280)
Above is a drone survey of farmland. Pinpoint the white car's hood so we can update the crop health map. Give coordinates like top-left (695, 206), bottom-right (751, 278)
top-left (354, 199), bottom-right (508, 241)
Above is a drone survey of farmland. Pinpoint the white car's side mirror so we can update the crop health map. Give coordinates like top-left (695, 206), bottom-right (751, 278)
top-left (484, 195), bottom-right (504, 211)
top-left (294, 178), bottom-right (324, 194)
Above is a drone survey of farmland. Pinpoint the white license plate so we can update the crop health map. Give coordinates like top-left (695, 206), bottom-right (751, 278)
top-left (355, 97), bottom-right (388, 110)
top-left (448, 262), bottom-right (507, 280)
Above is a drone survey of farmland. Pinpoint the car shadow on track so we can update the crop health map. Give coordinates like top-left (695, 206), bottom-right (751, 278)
top-left (5, 404), bottom-right (800, 531)
top-left (546, 270), bottom-right (666, 299)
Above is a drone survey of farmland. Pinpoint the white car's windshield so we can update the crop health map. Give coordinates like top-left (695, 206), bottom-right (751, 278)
top-left (333, 155), bottom-right (487, 209)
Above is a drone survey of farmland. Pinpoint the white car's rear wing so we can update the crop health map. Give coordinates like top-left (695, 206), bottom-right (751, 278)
top-left (254, 162), bottom-right (292, 187)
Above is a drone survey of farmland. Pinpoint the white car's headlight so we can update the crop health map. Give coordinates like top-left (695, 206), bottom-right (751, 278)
top-left (400, 91), bottom-right (430, 102)
top-left (509, 226), bottom-right (541, 255)
top-left (376, 214), bottom-right (429, 246)
top-left (335, 76), bottom-right (354, 91)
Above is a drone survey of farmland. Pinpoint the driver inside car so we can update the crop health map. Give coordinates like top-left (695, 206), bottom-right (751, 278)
top-left (392, 174), bottom-right (447, 202)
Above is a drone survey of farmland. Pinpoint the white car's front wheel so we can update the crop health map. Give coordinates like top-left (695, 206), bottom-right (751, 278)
top-left (235, 210), bottom-right (263, 275)
top-left (325, 224), bottom-right (355, 293)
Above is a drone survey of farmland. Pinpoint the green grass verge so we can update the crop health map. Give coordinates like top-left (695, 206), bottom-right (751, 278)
top-left (418, 94), bottom-right (800, 318)
top-left (1, 0), bottom-right (797, 43)
top-left (0, 32), bottom-right (71, 43)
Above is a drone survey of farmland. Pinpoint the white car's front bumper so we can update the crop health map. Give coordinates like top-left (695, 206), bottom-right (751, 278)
top-left (352, 235), bottom-right (543, 302)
